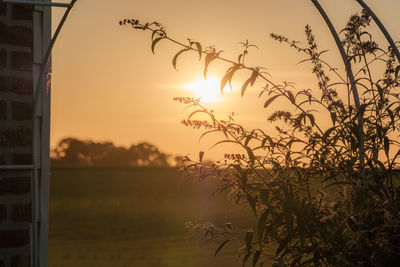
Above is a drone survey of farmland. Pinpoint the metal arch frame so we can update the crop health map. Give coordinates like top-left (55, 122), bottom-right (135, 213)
top-left (355, 0), bottom-right (400, 63)
top-left (0, 0), bottom-right (397, 265)
top-left (0, 1), bottom-right (77, 267)
top-left (310, 0), bottom-right (400, 172)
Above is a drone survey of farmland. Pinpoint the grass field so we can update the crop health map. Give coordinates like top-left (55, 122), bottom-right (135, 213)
top-left (49, 167), bottom-right (254, 267)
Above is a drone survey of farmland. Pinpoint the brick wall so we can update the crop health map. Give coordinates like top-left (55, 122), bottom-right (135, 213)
top-left (0, 2), bottom-right (34, 267)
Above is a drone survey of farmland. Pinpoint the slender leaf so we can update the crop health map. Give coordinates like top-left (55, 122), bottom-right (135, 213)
top-left (151, 37), bottom-right (164, 54)
top-left (241, 70), bottom-right (258, 97)
top-left (384, 136), bottom-right (390, 157)
top-left (246, 147), bottom-right (255, 163)
top-left (172, 48), bottom-right (190, 70)
top-left (221, 65), bottom-right (240, 93)
top-left (242, 251), bottom-right (252, 267)
top-left (214, 240), bottom-right (231, 257)
top-left (257, 210), bottom-right (268, 245)
top-left (307, 114), bottom-right (315, 126)
top-left (245, 230), bottom-right (254, 249)
top-left (194, 42), bottom-right (202, 60)
top-left (199, 151), bottom-right (204, 163)
top-left (275, 236), bottom-right (290, 257)
top-left (247, 195), bottom-right (257, 217)
top-left (253, 250), bottom-right (261, 267)
top-left (264, 95), bottom-right (281, 109)
top-left (209, 140), bottom-right (238, 150)
top-left (204, 53), bottom-right (217, 79)
top-left (188, 109), bottom-right (206, 120)
top-left (287, 90), bottom-right (295, 104)
top-left (244, 135), bottom-right (252, 147)
top-left (330, 112), bottom-right (336, 126)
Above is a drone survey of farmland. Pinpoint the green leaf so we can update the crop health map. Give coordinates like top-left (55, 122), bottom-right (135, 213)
top-left (199, 151), bottom-right (204, 163)
top-left (245, 230), bottom-right (253, 249)
top-left (241, 78), bottom-right (251, 97)
top-left (172, 48), bottom-right (189, 70)
top-left (253, 250), bottom-right (261, 267)
top-left (275, 236), bottom-right (290, 257)
top-left (199, 129), bottom-right (220, 141)
top-left (244, 135), bottom-right (252, 147)
top-left (330, 112), bottom-right (336, 126)
top-left (214, 240), bottom-right (231, 257)
top-left (241, 70), bottom-right (258, 97)
top-left (264, 95), bottom-right (281, 109)
top-left (151, 30), bottom-right (160, 41)
top-left (307, 113), bottom-right (315, 126)
top-left (323, 126), bottom-right (336, 140)
top-left (384, 136), bottom-right (390, 157)
top-left (204, 53), bottom-right (217, 79)
top-left (387, 108), bottom-right (395, 131)
top-left (257, 210), bottom-right (268, 245)
top-left (395, 65), bottom-right (400, 78)
top-left (246, 147), bottom-right (255, 163)
top-left (151, 37), bottom-right (164, 54)
top-left (209, 140), bottom-right (238, 150)
top-left (238, 54), bottom-right (243, 64)
top-left (249, 70), bottom-right (258, 86)
top-left (220, 65), bottom-right (240, 93)
top-left (287, 90), bottom-right (295, 104)
top-left (194, 42), bottom-right (202, 60)
top-left (188, 109), bottom-right (205, 120)
top-left (247, 195), bottom-right (257, 217)
top-left (242, 251), bottom-right (251, 267)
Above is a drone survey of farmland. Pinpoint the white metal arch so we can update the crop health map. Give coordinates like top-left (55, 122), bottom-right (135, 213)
top-left (0, 0), bottom-right (398, 266)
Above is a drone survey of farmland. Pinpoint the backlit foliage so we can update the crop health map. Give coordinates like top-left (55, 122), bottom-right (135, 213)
top-left (121, 10), bottom-right (400, 266)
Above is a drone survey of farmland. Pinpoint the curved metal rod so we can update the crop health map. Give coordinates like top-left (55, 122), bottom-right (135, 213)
top-left (310, 0), bottom-right (364, 171)
top-left (33, 0), bottom-right (77, 113)
top-left (310, 0), bottom-right (360, 109)
top-left (355, 0), bottom-right (400, 63)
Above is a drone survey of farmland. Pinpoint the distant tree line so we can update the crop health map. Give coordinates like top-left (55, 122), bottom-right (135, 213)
top-left (51, 137), bottom-right (171, 167)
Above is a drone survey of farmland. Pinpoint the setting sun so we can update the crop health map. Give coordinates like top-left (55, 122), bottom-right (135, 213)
top-left (183, 76), bottom-right (228, 102)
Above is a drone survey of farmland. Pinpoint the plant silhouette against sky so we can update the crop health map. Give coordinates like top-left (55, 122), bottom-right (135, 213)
top-left (121, 9), bottom-right (400, 266)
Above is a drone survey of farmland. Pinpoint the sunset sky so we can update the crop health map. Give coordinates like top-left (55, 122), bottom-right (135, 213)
top-left (51, 0), bottom-right (400, 161)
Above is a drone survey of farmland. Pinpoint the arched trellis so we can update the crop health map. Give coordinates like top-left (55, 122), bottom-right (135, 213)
top-left (0, 0), bottom-right (398, 266)
top-left (310, 0), bottom-right (399, 172)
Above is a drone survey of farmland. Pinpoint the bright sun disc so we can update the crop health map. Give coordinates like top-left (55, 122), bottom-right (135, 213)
top-left (183, 76), bottom-right (225, 102)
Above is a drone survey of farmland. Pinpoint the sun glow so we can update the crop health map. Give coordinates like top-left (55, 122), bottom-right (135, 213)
top-left (183, 76), bottom-right (227, 102)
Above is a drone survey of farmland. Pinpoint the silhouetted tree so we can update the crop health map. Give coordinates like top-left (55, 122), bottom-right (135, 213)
top-left (51, 137), bottom-right (171, 167)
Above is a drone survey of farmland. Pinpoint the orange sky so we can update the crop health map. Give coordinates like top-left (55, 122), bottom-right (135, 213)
top-left (51, 0), bottom-right (400, 161)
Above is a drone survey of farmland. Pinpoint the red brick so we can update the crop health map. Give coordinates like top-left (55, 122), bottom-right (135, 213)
top-left (0, 50), bottom-right (6, 69)
top-left (0, 229), bottom-right (29, 248)
top-left (0, 22), bottom-right (32, 48)
top-left (0, 76), bottom-right (11, 92)
top-left (12, 153), bottom-right (31, 165)
top-left (0, 100), bottom-right (6, 120)
top-left (11, 204), bottom-right (31, 222)
top-left (0, 76), bottom-right (33, 95)
top-left (11, 255), bottom-right (30, 267)
top-left (0, 177), bottom-right (30, 195)
top-left (11, 76), bottom-right (32, 95)
top-left (0, 127), bottom-right (32, 147)
top-left (10, 51), bottom-right (32, 72)
top-left (12, 101), bottom-right (32, 121)
top-left (11, 4), bottom-right (33, 21)
top-left (0, 204), bottom-right (6, 222)
top-left (0, 3), bottom-right (6, 16)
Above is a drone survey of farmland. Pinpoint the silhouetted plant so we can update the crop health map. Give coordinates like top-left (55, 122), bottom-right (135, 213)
top-left (120, 10), bottom-right (400, 266)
